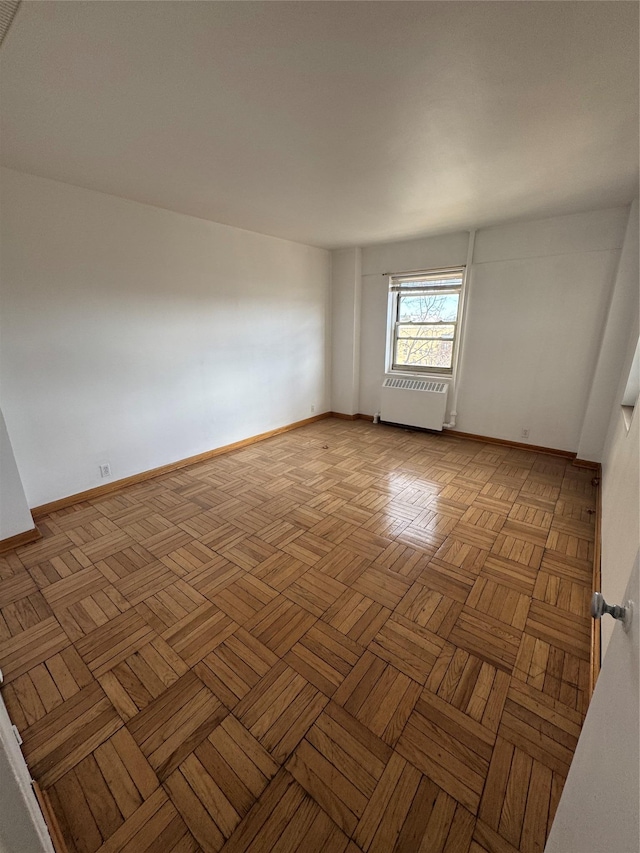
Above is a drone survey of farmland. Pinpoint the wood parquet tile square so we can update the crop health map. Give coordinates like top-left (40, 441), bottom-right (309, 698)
top-left (43, 567), bottom-right (111, 611)
top-left (396, 685), bottom-right (495, 815)
top-left (57, 586), bottom-right (132, 643)
top-left (98, 636), bottom-right (189, 722)
top-left (135, 579), bottom-right (209, 634)
top-left (244, 595), bottom-right (317, 657)
top-left (425, 645), bottom-right (510, 734)
top-left (47, 727), bottom-right (159, 850)
top-left (1, 588), bottom-right (53, 637)
top-left (235, 660), bottom-right (328, 763)
top-left (194, 629), bottom-right (279, 711)
top-left (187, 559), bottom-right (244, 600)
top-left (373, 541), bottom-right (429, 580)
top-left (252, 551), bottom-right (308, 591)
top-left (210, 575), bottom-right (279, 624)
top-left (162, 604), bottom-right (238, 667)
top-left (127, 670), bottom-right (227, 781)
top-left (284, 621), bottom-right (364, 698)
top-left (466, 577), bottom-right (530, 631)
top-left (287, 702), bottom-right (391, 836)
top-left (395, 582), bottom-right (461, 639)
top-left (498, 679), bottom-right (582, 777)
top-left (21, 680), bottom-right (123, 787)
top-left (449, 606), bottom-right (522, 674)
top-left (164, 715), bottom-right (278, 852)
top-left (334, 650), bottom-right (421, 747)
top-left (282, 568), bottom-right (348, 618)
top-left (351, 565), bottom-right (411, 610)
top-left (323, 589), bottom-right (391, 646)
top-left (0, 570), bottom-right (38, 606)
top-left (0, 419), bottom-right (598, 852)
top-left (369, 615), bottom-right (443, 684)
top-left (15, 533), bottom-right (75, 569)
top-left (0, 615), bottom-right (69, 682)
top-left (115, 561), bottom-right (177, 606)
top-left (479, 554), bottom-right (538, 596)
top-left (513, 632), bottom-right (590, 715)
top-left (3, 644), bottom-right (93, 729)
top-left (94, 544), bottom-right (158, 582)
top-left (75, 610), bottom-right (157, 677)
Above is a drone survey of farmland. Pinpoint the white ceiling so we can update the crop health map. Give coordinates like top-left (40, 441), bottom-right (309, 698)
top-left (1, 1), bottom-right (638, 249)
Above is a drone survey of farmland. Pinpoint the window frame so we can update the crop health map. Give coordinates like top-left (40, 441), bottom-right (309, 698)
top-left (386, 266), bottom-right (467, 377)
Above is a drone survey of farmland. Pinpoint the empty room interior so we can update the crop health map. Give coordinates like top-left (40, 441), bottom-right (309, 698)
top-left (0, 2), bottom-right (639, 852)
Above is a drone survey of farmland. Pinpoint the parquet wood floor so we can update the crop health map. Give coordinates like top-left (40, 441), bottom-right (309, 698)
top-left (0, 419), bottom-right (596, 852)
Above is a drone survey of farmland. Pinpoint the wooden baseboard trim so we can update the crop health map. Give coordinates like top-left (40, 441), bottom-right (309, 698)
top-left (573, 457), bottom-right (601, 470)
top-left (330, 412), bottom-right (374, 422)
top-left (0, 526), bottom-right (41, 555)
top-left (442, 428), bottom-right (575, 459)
top-left (33, 781), bottom-right (69, 853)
top-left (32, 413), bottom-right (331, 518)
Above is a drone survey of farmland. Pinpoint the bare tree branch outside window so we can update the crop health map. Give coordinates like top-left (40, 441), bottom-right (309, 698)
top-left (395, 292), bottom-right (459, 370)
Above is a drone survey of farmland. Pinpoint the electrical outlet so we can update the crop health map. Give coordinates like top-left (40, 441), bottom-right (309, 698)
top-left (99, 463), bottom-right (112, 478)
top-left (521, 428), bottom-right (530, 439)
top-left (310, 404), bottom-right (316, 413)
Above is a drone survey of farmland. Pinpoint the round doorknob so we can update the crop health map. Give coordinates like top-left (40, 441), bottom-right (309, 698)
top-left (591, 592), bottom-right (633, 631)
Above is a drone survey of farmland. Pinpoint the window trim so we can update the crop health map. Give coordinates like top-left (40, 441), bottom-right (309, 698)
top-left (386, 266), bottom-right (467, 377)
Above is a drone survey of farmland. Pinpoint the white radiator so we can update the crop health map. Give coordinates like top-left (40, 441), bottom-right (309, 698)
top-left (380, 377), bottom-right (449, 431)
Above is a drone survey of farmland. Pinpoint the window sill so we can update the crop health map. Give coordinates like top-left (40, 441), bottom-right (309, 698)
top-left (387, 369), bottom-right (453, 381)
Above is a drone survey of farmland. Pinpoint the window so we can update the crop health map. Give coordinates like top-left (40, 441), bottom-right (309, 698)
top-left (388, 267), bottom-right (465, 374)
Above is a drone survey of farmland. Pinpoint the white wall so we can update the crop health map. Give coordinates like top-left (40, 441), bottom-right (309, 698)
top-left (578, 202), bottom-right (639, 461)
top-left (0, 168), bottom-right (330, 507)
top-left (354, 208), bottom-right (629, 453)
top-left (0, 409), bottom-right (33, 539)
top-left (330, 248), bottom-right (361, 415)
top-left (599, 202), bottom-right (640, 655)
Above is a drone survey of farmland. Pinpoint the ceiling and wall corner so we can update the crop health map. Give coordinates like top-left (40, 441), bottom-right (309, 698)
top-left (0, 1), bottom-right (637, 248)
top-left (0, 0), bottom-right (20, 47)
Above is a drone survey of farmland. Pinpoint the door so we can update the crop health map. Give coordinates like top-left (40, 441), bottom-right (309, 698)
top-left (545, 553), bottom-right (639, 853)
top-left (0, 673), bottom-right (54, 853)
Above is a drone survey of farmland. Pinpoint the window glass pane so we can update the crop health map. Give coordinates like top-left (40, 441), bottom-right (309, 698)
top-left (394, 338), bottom-right (454, 369)
top-left (396, 324), bottom-right (455, 340)
top-left (398, 293), bottom-right (459, 323)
